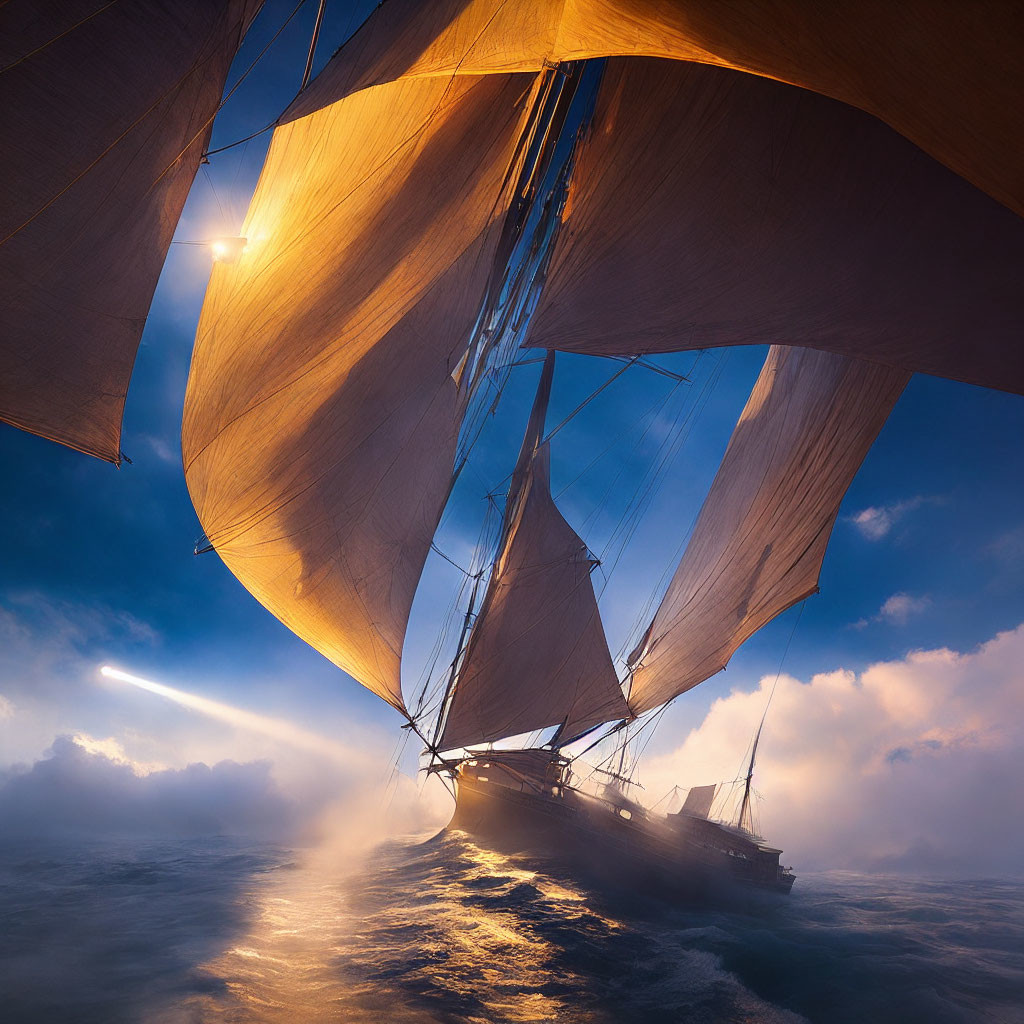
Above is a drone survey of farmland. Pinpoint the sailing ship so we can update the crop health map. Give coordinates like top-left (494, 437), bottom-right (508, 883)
top-left (2, 2), bottom-right (1023, 896)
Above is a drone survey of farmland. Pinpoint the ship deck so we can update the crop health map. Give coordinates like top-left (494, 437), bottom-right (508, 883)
top-left (448, 770), bottom-right (795, 897)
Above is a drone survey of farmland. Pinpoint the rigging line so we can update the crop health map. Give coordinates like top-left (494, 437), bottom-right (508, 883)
top-left (228, 136), bottom-right (249, 202)
top-left (610, 352), bottom-right (727, 658)
top-left (649, 784), bottom-right (681, 812)
top-left (555, 376), bottom-right (679, 502)
top-left (543, 357), bottom-right (638, 443)
top-left (568, 716), bottom-right (630, 760)
top-left (580, 352), bottom-right (715, 555)
top-left (430, 542), bottom-right (475, 578)
top-left (590, 700), bottom-right (670, 778)
top-left (383, 731), bottom-right (416, 813)
top-left (626, 701), bottom-right (674, 777)
top-left (203, 121), bottom-right (275, 159)
top-left (601, 355), bottom-right (690, 383)
top-left (730, 598), bottom-right (807, 806)
top-left (0, 0), bottom-right (119, 75)
top-left (764, 598), bottom-right (806, 711)
top-left (202, 164), bottom-right (229, 224)
top-left (410, 573), bottom-right (469, 718)
top-left (430, 502), bottom-right (496, 689)
top-left (160, 0), bottom-right (309, 175)
top-left (299, 0), bottom-right (328, 91)
top-left (411, 498), bottom-right (496, 723)
top-left (602, 350), bottom-right (724, 566)
top-left (748, 598), bottom-right (806, 765)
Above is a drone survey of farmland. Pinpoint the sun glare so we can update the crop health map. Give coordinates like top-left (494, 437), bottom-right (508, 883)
top-left (210, 235), bottom-right (247, 263)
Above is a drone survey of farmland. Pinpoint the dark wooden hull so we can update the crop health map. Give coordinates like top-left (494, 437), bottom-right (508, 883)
top-left (448, 775), bottom-right (795, 898)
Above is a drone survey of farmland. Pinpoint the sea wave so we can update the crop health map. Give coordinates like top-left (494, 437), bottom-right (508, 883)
top-left (1, 832), bottom-right (1022, 1023)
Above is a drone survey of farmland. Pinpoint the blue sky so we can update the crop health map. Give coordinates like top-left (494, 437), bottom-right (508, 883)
top-left (1, 1), bottom-right (1023, 863)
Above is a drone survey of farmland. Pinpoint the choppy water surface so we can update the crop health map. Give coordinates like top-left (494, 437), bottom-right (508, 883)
top-left (1, 832), bottom-right (1022, 1023)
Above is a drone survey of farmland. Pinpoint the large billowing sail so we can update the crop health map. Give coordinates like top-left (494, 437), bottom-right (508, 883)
top-left (0, 0), bottom-right (261, 462)
top-left (526, 58), bottom-right (1024, 395)
top-left (293, 0), bottom-right (1023, 215)
top-left (626, 346), bottom-right (909, 716)
top-left (439, 443), bottom-right (630, 751)
top-left (182, 72), bottom-right (537, 712)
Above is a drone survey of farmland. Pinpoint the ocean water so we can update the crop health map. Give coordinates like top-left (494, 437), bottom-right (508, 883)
top-left (1, 832), bottom-right (1022, 1024)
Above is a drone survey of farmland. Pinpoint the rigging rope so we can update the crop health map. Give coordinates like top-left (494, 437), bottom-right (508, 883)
top-left (610, 351), bottom-right (728, 662)
top-left (182, 0), bottom-right (309, 168)
top-left (429, 542), bottom-right (475, 578)
top-left (299, 0), bottom-right (328, 91)
top-left (730, 598), bottom-right (807, 787)
top-left (1, 1), bottom-right (120, 75)
top-left (542, 358), bottom-right (638, 442)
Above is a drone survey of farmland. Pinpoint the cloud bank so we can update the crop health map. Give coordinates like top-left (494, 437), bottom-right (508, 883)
top-left (641, 624), bottom-right (1024, 877)
top-left (0, 735), bottom-right (298, 841)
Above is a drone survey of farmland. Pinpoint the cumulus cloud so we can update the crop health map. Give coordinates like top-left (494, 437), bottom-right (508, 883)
top-left (0, 726), bottom-right (451, 853)
top-left (68, 732), bottom-right (167, 774)
top-left (0, 590), bottom-right (452, 854)
top-left (848, 496), bottom-right (938, 540)
top-left (0, 735), bottom-right (300, 842)
top-left (640, 624), bottom-right (1024, 876)
top-left (852, 591), bottom-right (930, 629)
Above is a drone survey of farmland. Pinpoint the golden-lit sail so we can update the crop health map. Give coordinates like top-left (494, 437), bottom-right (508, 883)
top-left (291, 0), bottom-right (1024, 216)
top-left (182, 71), bottom-right (537, 711)
top-left (0, 0), bottom-right (261, 462)
top-left (525, 58), bottom-right (1024, 395)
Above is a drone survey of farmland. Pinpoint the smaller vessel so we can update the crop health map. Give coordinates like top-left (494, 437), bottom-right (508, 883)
top-left (445, 745), bottom-right (796, 896)
top-left (415, 351), bottom-right (797, 898)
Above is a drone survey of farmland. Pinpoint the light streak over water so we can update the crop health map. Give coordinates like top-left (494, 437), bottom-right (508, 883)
top-left (99, 665), bottom-right (361, 768)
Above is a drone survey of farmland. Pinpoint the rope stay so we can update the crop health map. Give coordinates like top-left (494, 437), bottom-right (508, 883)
top-left (299, 0), bottom-right (328, 92)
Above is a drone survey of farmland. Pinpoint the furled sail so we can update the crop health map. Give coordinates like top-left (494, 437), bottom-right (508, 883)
top-left (0, 0), bottom-right (261, 462)
top-left (439, 354), bottom-right (630, 750)
top-left (182, 72), bottom-right (537, 712)
top-left (292, 0), bottom-right (1023, 215)
top-left (526, 58), bottom-right (1024, 395)
top-left (626, 346), bottom-right (910, 717)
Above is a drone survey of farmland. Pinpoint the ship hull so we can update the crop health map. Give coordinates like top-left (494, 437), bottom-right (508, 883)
top-left (449, 775), bottom-right (795, 898)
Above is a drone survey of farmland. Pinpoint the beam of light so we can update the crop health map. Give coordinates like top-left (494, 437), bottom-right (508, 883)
top-left (99, 666), bottom-right (361, 768)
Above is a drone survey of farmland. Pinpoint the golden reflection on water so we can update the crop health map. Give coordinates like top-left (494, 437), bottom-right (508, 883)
top-left (176, 833), bottom-right (623, 1024)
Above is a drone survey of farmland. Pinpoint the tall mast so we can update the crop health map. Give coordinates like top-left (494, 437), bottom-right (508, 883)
top-left (432, 350), bottom-right (556, 750)
top-left (433, 348), bottom-right (631, 753)
top-left (737, 717), bottom-right (764, 833)
top-left (504, 349), bottom-right (557, 537)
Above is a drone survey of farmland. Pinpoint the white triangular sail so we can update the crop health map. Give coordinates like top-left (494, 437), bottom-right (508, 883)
top-left (287, 0), bottom-right (1023, 215)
